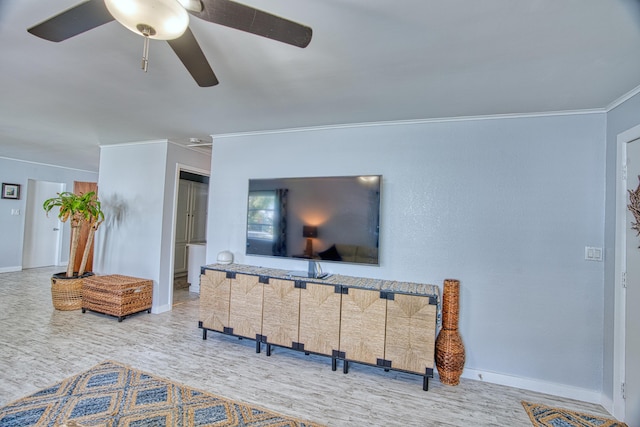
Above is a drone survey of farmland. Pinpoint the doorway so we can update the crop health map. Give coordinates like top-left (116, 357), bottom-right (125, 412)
top-left (173, 170), bottom-right (209, 300)
top-left (22, 180), bottom-right (65, 269)
top-left (615, 126), bottom-right (640, 425)
top-left (624, 138), bottom-right (640, 425)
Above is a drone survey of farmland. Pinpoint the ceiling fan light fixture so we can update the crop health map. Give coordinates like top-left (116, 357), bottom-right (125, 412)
top-left (177, 0), bottom-right (203, 12)
top-left (104, 0), bottom-right (189, 40)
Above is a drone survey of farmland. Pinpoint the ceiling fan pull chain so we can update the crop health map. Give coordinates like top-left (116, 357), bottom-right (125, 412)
top-left (141, 33), bottom-right (150, 72)
top-left (137, 25), bottom-right (155, 73)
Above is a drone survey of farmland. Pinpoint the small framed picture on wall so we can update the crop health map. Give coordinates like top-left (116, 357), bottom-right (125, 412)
top-left (1, 183), bottom-right (21, 200)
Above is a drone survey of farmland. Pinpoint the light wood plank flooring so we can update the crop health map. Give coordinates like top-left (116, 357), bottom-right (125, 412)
top-left (0, 267), bottom-right (615, 426)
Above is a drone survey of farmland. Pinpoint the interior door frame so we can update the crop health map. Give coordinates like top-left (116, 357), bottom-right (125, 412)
top-left (613, 124), bottom-right (640, 419)
top-left (168, 163), bottom-right (210, 305)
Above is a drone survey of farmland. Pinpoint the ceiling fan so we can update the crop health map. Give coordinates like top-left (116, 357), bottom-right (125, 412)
top-left (27, 0), bottom-right (313, 87)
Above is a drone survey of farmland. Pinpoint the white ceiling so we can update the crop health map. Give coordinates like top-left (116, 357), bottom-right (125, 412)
top-left (2, 0), bottom-right (640, 172)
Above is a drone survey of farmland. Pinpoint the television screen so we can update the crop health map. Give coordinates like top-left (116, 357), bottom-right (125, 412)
top-left (246, 175), bottom-right (381, 265)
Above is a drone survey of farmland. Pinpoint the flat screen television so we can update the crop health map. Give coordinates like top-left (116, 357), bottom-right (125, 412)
top-left (246, 175), bottom-right (381, 265)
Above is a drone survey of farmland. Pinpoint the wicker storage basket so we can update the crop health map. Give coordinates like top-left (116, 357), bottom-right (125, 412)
top-left (51, 273), bottom-right (93, 311)
top-left (82, 275), bottom-right (152, 321)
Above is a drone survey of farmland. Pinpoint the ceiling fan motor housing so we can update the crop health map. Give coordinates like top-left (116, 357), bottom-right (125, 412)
top-left (104, 0), bottom-right (189, 40)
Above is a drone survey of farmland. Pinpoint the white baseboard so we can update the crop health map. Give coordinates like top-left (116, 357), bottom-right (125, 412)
top-left (461, 367), bottom-right (602, 405)
top-left (0, 266), bottom-right (22, 273)
top-left (600, 395), bottom-right (615, 418)
top-left (152, 304), bottom-right (171, 314)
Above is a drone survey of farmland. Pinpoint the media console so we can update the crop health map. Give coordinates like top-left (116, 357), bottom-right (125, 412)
top-left (198, 263), bottom-right (441, 390)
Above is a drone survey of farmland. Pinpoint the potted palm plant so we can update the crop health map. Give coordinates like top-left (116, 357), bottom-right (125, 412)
top-left (43, 191), bottom-right (104, 310)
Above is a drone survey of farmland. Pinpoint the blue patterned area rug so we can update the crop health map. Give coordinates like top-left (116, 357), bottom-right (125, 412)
top-left (522, 401), bottom-right (627, 427)
top-left (0, 360), bottom-right (324, 427)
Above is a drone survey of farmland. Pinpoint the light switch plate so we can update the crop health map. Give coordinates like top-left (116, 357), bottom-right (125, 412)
top-left (585, 246), bottom-right (603, 262)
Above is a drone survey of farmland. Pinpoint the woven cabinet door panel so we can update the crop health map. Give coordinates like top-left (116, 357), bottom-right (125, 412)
top-left (199, 270), bottom-right (231, 332)
top-left (385, 294), bottom-right (437, 373)
top-left (228, 274), bottom-right (264, 339)
top-left (339, 287), bottom-right (386, 364)
top-left (298, 282), bottom-right (341, 355)
top-left (261, 278), bottom-right (300, 348)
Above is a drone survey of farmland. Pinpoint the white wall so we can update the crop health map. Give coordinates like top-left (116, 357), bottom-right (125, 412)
top-left (95, 142), bottom-right (167, 309)
top-left (0, 157), bottom-right (97, 272)
top-left (208, 112), bottom-right (606, 402)
top-left (95, 141), bottom-right (210, 312)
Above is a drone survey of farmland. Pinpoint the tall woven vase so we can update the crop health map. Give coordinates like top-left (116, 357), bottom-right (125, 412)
top-left (435, 279), bottom-right (465, 385)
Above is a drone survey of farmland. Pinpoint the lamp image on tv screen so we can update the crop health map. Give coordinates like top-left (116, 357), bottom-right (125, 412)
top-left (246, 175), bottom-right (381, 265)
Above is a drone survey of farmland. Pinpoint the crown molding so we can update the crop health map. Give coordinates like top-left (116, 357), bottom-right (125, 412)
top-left (606, 83), bottom-right (640, 112)
top-left (99, 139), bottom-right (168, 149)
top-left (0, 156), bottom-right (97, 174)
top-left (212, 109), bottom-right (605, 140)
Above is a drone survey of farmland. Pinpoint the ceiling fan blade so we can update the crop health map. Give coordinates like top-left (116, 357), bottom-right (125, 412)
top-left (194, 0), bottom-right (312, 48)
top-left (27, 0), bottom-right (114, 42)
top-left (167, 27), bottom-right (219, 87)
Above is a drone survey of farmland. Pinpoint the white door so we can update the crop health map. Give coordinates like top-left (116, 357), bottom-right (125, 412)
top-left (174, 179), bottom-right (190, 274)
top-left (190, 181), bottom-right (208, 243)
top-left (626, 140), bottom-right (640, 425)
top-left (22, 180), bottom-right (65, 268)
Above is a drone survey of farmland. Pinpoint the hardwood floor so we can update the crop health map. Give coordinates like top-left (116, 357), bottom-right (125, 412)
top-left (0, 267), bottom-right (614, 426)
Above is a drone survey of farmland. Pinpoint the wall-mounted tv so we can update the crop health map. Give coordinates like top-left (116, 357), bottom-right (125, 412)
top-left (246, 175), bottom-right (381, 265)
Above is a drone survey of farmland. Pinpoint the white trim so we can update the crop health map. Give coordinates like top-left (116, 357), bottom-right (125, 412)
top-left (607, 84), bottom-right (640, 112)
top-left (0, 156), bottom-right (96, 174)
top-left (601, 395), bottom-right (615, 419)
top-left (212, 110), bottom-right (605, 140)
top-left (0, 266), bottom-right (22, 273)
top-left (152, 304), bottom-right (172, 314)
top-left (99, 139), bottom-right (168, 149)
top-left (176, 163), bottom-right (210, 178)
top-left (461, 368), bottom-right (602, 405)
top-left (167, 166), bottom-right (181, 309)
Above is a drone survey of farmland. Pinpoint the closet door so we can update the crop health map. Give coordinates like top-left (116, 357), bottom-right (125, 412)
top-left (174, 179), bottom-right (191, 274)
top-left (190, 181), bottom-right (208, 243)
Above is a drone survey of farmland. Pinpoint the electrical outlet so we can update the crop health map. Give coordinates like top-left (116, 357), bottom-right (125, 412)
top-left (10, 209), bottom-right (20, 216)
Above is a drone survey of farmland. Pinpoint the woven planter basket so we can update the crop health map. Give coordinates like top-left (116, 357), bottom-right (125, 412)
top-left (435, 278), bottom-right (465, 385)
top-left (51, 272), bottom-right (94, 311)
